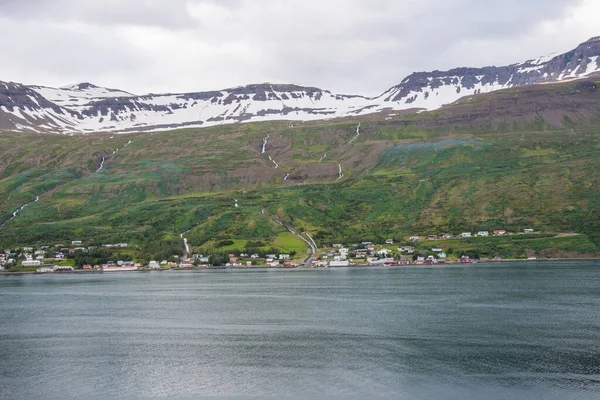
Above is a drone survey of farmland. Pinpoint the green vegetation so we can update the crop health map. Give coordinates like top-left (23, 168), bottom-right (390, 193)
top-left (1, 80), bottom-right (600, 261)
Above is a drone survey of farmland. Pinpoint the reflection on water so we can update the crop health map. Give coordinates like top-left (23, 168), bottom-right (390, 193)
top-left (1, 261), bottom-right (599, 399)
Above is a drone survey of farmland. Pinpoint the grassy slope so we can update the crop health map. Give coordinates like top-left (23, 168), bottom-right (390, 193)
top-left (1, 80), bottom-right (599, 260)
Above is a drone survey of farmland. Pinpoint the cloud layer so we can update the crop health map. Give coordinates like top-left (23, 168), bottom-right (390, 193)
top-left (0, 0), bottom-right (598, 95)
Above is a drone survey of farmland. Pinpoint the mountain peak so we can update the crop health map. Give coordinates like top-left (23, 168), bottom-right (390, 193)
top-left (61, 82), bottom-right (99, 91)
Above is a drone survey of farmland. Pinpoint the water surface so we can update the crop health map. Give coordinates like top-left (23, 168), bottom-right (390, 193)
top-left (1, 261), bottom-right (599, 399)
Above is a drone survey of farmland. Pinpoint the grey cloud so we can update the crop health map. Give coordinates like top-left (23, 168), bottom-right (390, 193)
top-left (0, 0), bottom-right (195, 28)
top-left (0, 0), bottom-right (595, 96)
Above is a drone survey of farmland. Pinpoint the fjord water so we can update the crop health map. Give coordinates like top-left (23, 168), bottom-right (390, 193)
top-left (1, 262), bottom-right (599, 400)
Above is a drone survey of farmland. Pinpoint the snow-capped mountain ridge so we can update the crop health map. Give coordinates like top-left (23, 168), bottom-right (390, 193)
top-left (1, 37), bottom-right (599, 134)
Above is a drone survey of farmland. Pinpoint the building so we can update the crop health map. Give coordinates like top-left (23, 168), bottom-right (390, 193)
top-left (493, 230), bottom-right (507, 236)
top-left (409, 236), bottom-right (420, 242)
top-left (329, 260), bottom-right (350, 267)
top-left (428, 235), bottom-right (438, 240)
top-left (385, 239), bottom-right (394, 244)
top-left (22, 258), bottom-right (42, 267)
top-left (460, 232), bottom-right (472, 238)
top-left (477, 231), bottom-right (489, 237)
top-left (339, 248), bottom-right (349, 259)
top-left (443, 234), bottom-right (454, 239)
top-left (524, 229), bottom-right (534, 234)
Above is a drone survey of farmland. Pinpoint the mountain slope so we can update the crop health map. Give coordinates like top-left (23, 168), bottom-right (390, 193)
top-left (0, 37), bottom-right (599, 134)
top-left (1, 79), bottom-right (600, 260)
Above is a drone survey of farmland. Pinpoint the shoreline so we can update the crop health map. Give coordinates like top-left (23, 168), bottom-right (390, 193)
top-left (1, 258), bottom-right (599, 276)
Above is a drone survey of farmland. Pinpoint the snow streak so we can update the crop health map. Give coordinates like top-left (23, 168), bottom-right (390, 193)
top-left (96, 141), bottom-right (132, 173)
top-left (349, 123), bottom-right (361, 144)
top-left (0, 196), bottom-right (40, 229)
top-left (96, 157), bottom-right (106, 172)
top-left (269, 156), bottom-right (279, 169)
top-left (319, 152), bottom-right (327, 162)
top-left (336, 163), bottom-right (344, 181)
top-left (262, 134), bottom-right (270, 154)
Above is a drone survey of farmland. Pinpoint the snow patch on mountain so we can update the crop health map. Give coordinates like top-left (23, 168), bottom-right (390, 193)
top-left (1, 37), bottom-right (600, 134)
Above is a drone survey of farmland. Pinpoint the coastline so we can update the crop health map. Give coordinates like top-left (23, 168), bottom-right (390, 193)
top-left (1, 258), bottom-right (599, 276)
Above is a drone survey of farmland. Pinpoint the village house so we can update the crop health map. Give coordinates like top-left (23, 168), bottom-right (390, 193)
top-left (333, 244), bottom-right (343, 248)
top-left (72, 241), bottom-right (82, 245)
top-left (461, 232), bottom-right (472, 238)
top-left (409, 236), bottom-right (420, 242)
top-left (477, 231), bottom-right (489, 237)
top-left (339, 248), bottom-right (350, 259)
top-left (427, 235), bottom-right (438, 240)
top-left (250, 254), bottom-right (260, 259)
top-left (432, 248), bottom-right (443, 253)
top-left (148, 261), bottom-right (161, 269)
top-left (385, 239), bottom-right (394, 244)
top-left (399, 246), bottom-right (415, 253)
top-left (22, 258), bottom-right (42, 267)
top-left (493, 230), bottom-right (507, 236)
top-left (279, 254), bottom-right (290, 260)
top-left (354, 249), bottom-right (368, 258)
top-left (443, 233), bottom-right (454, 239)
top-left (524, 229), bottom-right (534, 234)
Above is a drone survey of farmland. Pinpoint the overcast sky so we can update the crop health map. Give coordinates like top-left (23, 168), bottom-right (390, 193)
top-left (0, 0), bottom-right (598, 96)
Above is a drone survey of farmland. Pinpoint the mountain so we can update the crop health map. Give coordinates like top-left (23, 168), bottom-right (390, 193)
top-left (1, 77), bottom-right (600, 261)
top-left (1, 37), bottom-right (600, 134)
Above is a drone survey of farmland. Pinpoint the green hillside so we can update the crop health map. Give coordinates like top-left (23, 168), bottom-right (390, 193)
top-left (1, 80), bottom-right (600, 261)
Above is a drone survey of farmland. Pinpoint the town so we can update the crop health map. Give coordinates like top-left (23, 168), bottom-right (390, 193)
top-left (0, 228), bottom-right (549, 273)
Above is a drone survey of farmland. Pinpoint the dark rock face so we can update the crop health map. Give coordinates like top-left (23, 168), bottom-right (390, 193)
top-left (0, 81), bottom-right (66, 114)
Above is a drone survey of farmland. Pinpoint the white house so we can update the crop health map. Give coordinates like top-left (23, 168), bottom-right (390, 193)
top-left (409, 236), bottom-right (420, 242)
top-left (477, 231), bottom-right (489, 237)
top-left (524, 229), bottom-right (534, 234)
top-left (279, 254), bottom-right (290, 260)
top-left (22, 258), bottom-right (42, 267)
top-left (461, 232), bottom-right (472, 238)
top-left (385, 239), bottom-right (394, 244)
top-left (339, 248), bottom-right (350, 259)
top-left (148, 261), bottom-right (161, 269)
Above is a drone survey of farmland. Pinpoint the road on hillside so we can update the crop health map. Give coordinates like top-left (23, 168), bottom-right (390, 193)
top-left (273, 219), bottom-right (317, 267)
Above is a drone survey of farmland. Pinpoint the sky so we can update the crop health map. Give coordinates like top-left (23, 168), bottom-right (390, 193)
top-left (0, 0), bottom-right (599, 96)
